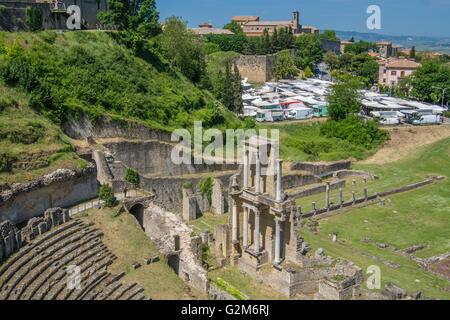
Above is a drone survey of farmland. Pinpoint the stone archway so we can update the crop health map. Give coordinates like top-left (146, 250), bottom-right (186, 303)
top-left (129, 203), bottom-right (145, 231)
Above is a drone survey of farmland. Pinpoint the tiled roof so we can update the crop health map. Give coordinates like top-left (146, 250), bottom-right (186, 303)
top-left (191, 28), bottom-right (234, 35)
top-left (232, 16), bottom-right (260, 21)
top-left (244, 21), bottom-right (292, 26)
top-left (385, 59), bottom-right (420, 69)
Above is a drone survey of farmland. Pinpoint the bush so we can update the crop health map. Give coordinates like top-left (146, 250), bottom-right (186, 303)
top-left (99, 184), bottom-right (116, 207)
top-left (124, 167), bottom-right (140, 185)
top-left (0, 96), bottom-right (18, 112)
top-left (320, 116), bottom-right (388, 149)
top-left (443, 111), bottom-right (450, 118)
top-left (198, 176), bottom-right (214, 203)
top-left (0, 152), bottom-right (16, 173)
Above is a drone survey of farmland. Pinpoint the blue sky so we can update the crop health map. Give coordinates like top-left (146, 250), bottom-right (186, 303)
top-left (157, 0), bottom-right (450, 38)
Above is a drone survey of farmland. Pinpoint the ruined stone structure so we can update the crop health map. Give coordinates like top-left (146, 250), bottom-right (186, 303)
top-left (0, 0), bottom-right (108, 31)
top-left (0, 207), bottom-right (147, 300)
top-left (0, 165), bottom-right (99, 224)
top-left (220, 137), bottom-right (362, 299)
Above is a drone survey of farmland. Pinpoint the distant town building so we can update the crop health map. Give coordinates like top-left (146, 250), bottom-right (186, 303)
top-left (234, 11), bottom-right (316, 37)
top-left (378, 58), bottom-right (420, 87)
top-left (190, 22), bottom-right (234, 35)
top-left (377, 41), bottom-right (399, 58)
top-left (231, 16), bottom-right (260, 26)
top-left (301, 25), bottom-right (319, 35)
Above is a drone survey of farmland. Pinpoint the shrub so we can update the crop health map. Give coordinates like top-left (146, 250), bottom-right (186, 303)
top-left (0, 96), bottom-right (18, 112)
top-left (99, 184), bottom-right (116, 207)
top-left (0, 152), bottom-right (16, 173)
top-left (198, 176), bottom-right (214, 203)
top-left (444, 111), bottom-right (450, 118)
top-left (320, 116), bottom-right (388, 149)
top-left (124, 167), bottom-right (140, 185)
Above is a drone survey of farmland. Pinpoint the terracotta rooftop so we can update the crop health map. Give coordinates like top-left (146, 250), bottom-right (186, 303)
top-left (191, 28), bottom-right (234, 35)
top-left (232, 16), bottom-right (260, 21)
top-left (244, 21), bottom-right (292, 26)
top-left (385, 59), bottom-right (420, 69)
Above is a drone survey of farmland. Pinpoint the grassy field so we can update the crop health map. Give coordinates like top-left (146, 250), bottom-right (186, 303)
top-left (300, 137), bottom-right (450, 299)
top-left (79, 207), bottom-right (206, 300)
top-left (0, 84), bottom-right (87, 184)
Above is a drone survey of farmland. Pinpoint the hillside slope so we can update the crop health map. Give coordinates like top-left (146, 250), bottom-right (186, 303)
top-left (0, 31), bottom-right (240, 132)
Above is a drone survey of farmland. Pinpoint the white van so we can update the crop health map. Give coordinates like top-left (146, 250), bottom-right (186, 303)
top-left (286, 107), bottom-right (314, 120)
top-left (256, 109), bottom-right (284, 122)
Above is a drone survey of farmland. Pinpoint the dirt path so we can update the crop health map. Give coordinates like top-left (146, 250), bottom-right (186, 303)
top-left (360, 124), bottom-right (450, 165)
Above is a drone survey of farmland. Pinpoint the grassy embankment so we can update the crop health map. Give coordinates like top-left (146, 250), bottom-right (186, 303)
top-left (0, 84), bottom-right (87, 184)
top-left (300, 137), bottom-right (450, 299)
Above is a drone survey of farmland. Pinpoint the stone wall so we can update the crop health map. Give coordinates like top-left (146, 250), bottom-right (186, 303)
top-left (290, 161), bottom-right (351, 176)
top-left (0, 165), bottom-right (98, 224)
top-left (235, 54), bottom-right (277, 83)
top-left (0, 0), bottom-right (107, 31)
top-left (62, 114), bottom-right (173, 142)
top-left (321, 39), bottom-right (341, 55)
top-left (0, 207), bottom-right (70, 263)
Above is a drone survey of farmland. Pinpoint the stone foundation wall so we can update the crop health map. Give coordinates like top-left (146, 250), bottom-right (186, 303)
top-left (0, 165), bottom-right (98, 225)
top-left (290, 161), bottom-right (351, 176)
top-left (235, 54), bottom-right (277, 83)
top-left (62, 114), bottom-right (172, 142)
top-left (0, 207), bottom-right (70, 263)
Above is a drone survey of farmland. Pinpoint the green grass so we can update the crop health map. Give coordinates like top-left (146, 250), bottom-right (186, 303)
top-left (80, 207), bottom-right (204, 300)
top-left (301, 137), bottom-right (450, 299)
top-left (209, 266), bottom-right (287, 300)
top-left (0, 84), bottom-right (87, 184)
top-left (190, 212), bottom-right (229, 235)
top-left (258, 121), bottom-right (382, 162)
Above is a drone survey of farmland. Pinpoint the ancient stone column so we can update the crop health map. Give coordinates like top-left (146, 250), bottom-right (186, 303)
top-left (325, 182), bottom-right (330, 209)
top-left (312, 202), bottom-right (317, 212)
top-left (254, 209), bottom-right (261, 253)
top-left (243, 207), bottom-right (249, 248)
top-left (232, 200), bottom-right (238, 242)
top-left (339, 188), bottom-right (344, 206)
top-left (243, 148), bottom-right (249, 190)
top-left (364, 188), bottom-right (368, 201)
top-left (274, 217), bottom-right (282, 265)
top-left (276, 159), bottom-right (282, 202)
top-left (255, 150), bottom-right (261, 194)
top-left (352, 191), bottom-right (356, 204)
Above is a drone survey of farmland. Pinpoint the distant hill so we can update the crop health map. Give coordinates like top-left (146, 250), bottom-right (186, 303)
top-left (334, 30), bottom-right (450, 54)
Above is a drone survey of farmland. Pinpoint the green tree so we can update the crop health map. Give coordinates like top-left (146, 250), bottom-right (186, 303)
top-left (294, 34), bottom-right (323, 69)
top-left (97, 0), bottom-right (161, 37)
top-left (323, 51), bottom-right (339, 70)
top-left (99, 184), bottom-right (116, 207)
top-left (410, 46), bottom-right (416, 59)
top-left (25, 7), bottom-right (43, 32)
top-left (327, 78), bottom-right (362, 121)
top-left (275, 50), bottom-right (298, 80)
top-left (223, 21), bottom-right (243, 35)
top-left (303, 66), bottom-right (314, 78)
top-left (320, 30), bottom-right (338, 42)
top-left (401, 60), bottom-right (450, 104)
top-left (159, 17), bottom-right (207, 83)
top-left (261, 29), bottom-right (271, 54)
top-left (345, 40), bottom-right (377, 54)
top-left (124, 167), bottom-right (140, 185)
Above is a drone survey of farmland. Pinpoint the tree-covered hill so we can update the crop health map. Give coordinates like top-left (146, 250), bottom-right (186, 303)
top-left (0, 31), bottom-right (241, 132)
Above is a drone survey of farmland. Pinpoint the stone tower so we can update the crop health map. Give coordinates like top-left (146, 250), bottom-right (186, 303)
top-left (291, 11), bottom-right (300, 33)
